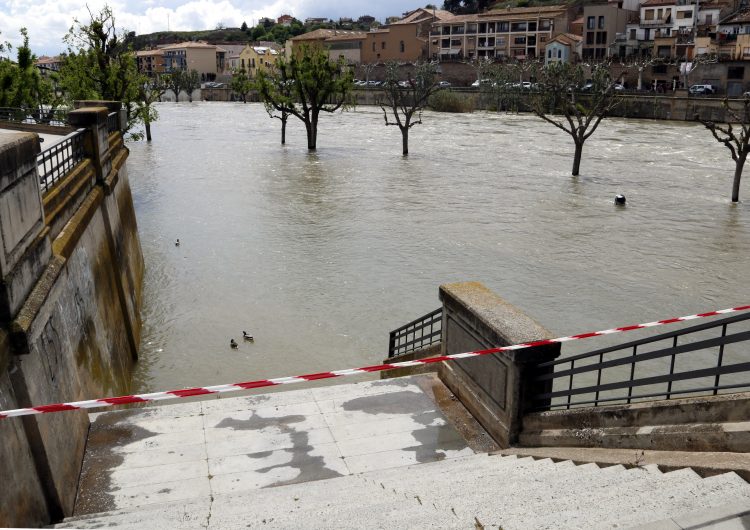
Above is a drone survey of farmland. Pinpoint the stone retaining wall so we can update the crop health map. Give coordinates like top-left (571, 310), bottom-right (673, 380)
top-left (0, 103), bottom-right (143, 527)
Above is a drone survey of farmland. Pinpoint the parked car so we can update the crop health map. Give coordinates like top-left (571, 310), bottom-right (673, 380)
top-left (613, 83), bottom-right (625, 91)
top-left (471, 79), bottom-right (491, 87)
top-left (438, 81), bottom-right (451, 88)
top-left (689, 84), bottom-right (716, 95)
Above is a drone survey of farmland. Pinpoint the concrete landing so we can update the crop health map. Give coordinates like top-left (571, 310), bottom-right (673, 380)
top-left (74, 374), bottom-right (497, 516)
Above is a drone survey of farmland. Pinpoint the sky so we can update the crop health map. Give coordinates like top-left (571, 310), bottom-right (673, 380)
top-left (0, 0), bottom-right (430, 55)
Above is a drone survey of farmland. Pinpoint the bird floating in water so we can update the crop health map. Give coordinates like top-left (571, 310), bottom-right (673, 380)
top-left (243, 331), bottom-right (254, 342)
top-left (230, 339), bottom-right (238, 349)
top-left (175, 238), bottom-right (180, 246)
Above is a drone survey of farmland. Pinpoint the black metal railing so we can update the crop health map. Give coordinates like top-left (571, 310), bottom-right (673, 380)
top-left (106, 111), bottom-right (118, 134)
top-left (0, 107), bottom-right (70, 126)
top-left (37, 129), bottom-right (86, 193)
top-left (388, 308), bottom-right (442, 358)
top-left (529, 311), bottom-right (750, 411)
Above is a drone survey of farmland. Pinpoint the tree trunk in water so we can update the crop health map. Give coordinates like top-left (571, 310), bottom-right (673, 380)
top-left (401, 126), bottom-right (409, 156)
top-left (572, 140), bottom-right (583, 176)
top-left (281, 116), bottom-right (287, 145)
top-left (306, 117), bottom-right (317, 150)
top-left (733, 155), bottom-right (746, 202)
top-left (145, 121), bottom-right (152, 142)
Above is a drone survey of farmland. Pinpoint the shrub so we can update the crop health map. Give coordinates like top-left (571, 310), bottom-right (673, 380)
top-left (428, 90), bottom-right (475, 113)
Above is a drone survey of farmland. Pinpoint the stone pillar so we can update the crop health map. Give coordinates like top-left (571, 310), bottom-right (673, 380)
top-left (74, 100), bottom-right (125, 132)
top-left (0, 133), bottom-right (52, 323)
top-left (68, 106), bottom-right (111, 183)
top-left (438, 282), bottom-right (560, 448)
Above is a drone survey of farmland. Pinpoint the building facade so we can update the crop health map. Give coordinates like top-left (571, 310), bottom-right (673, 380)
top-left (428, 6), bottom-right (574, 61)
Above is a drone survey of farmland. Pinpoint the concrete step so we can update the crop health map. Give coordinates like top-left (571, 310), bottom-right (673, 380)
top-left (53, 456), bottom-right (750, 530)
top-left (213, 460), bottom-right (684, 526)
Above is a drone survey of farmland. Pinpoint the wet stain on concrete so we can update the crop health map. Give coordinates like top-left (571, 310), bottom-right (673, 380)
top-left (341, 385), bottom-right (470, 464)
top-left (74, 421), bottom-right (158, 516)
top-left (214, 413), bottom-right (343, 488)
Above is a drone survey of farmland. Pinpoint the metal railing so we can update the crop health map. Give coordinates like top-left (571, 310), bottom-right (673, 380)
top-left (388, 308), bottom-right (442, 358)
top-left (0, 107), bottom-right (70, 126)
top-left (529, 312), bottom-right (750, 411)
top-left (37, 129), bottom-right (86, 193)
top-left (106, 112), bottom-right (119, 134)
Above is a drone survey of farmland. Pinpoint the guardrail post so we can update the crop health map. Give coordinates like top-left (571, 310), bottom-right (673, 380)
top-left (437, 281), bottom-right (560, 447)
top-left (68, 106), bottom-right (110, 184)
top-left (0, 133), bottom-right (52, 326)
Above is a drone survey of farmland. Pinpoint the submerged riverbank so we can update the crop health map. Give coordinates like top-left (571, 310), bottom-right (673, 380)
top-left (128, 102), bottom-right (749, 392)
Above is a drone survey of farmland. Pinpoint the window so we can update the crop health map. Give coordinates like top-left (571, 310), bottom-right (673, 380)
top-left (511, 22), bottom-right (527, 31)
top-left (381, 41), bottom-right (386, 50)
top-left (539, 35), bottom-right (547, 42)
top-left (645, 9), bottom-right (654, 20)
top-left (586, 32), bottom-right (595, 44)
top-left (587, 16), bottom-right (595, 29)
top-left (598, 16), bottom-right (605, 29)
top-left (705, 14), bottom-right (713, 24)
top-left (548, 49), bottom-right (552, 58)
top-left (657, 9), bottom-right (663, 18)
top-left (514, 36), bottom-right (526, 45)
top-left (743, 47), bottom-right (750, 57)
top-left (729, 66), bottom-right (744, 79)
top-left (596, 31), bottom-right (607, 44)
top-left (558, 49), bottom-right (562, 58)
top-left (528, 22), bottom-right (537, 31)
top-left (498, 22), bottom-right (509, 32)
top-left (441, 38), bottom-right (450, 47)
top-left (677, 10), bottom-right (692, 19)
top-left (400, 40), bottom-right (405, 52)
top-left (540, 19), bottom-right (551, 30)
top-left (630, 29), bottom-right (636, 40)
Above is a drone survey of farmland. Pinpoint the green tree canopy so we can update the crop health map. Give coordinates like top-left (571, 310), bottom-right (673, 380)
top-left (59, 5), bottom-right (147, 135)
top-left (256, 44), bottom-right (354, 149)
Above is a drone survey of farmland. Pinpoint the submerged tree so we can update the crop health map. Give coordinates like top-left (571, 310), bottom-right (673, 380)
top-left (134, 76), bottom-right (167, 141)
top-left (59, 5), bottom-right (144, 134)
top-left (380, 61), bottom-right (440, 155)
top-left (183, 69), bottom-right (200, 102)
top-left (257, 72), bottom-right (292, 144)
top-left (696, 97), bottom-right (750, 202)
top-left (528, 62), bottom-right (619, 176)
top-left (256, 44), bottom-right (353, 150)
top-left (230, 67), bottom-right (253, 103)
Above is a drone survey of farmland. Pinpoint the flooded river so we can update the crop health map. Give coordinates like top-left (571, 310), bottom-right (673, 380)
top-left (128, 102), bottom-right (750, 392)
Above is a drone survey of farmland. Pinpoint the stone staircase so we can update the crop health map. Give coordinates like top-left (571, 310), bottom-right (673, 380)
top-left (52, 376), bottom-right (750, 529)
top-left (54, 453), bottom-right (750, 529)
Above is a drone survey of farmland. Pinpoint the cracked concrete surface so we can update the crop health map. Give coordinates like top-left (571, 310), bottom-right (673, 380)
top-left (73, 374), bottom-right (494, 520)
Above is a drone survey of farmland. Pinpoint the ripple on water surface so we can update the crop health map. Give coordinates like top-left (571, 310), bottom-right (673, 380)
top-left (127, 103), bottom-right (750, 392)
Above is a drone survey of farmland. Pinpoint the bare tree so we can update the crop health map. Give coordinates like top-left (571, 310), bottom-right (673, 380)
top-left (528, 62), bottom-right (620, 176)
top-left (696, 97), bottom-right (750, 202)
top-left (380, 61), bottom-right (440, 155)
top-left (135, 76), bottom-right (167, 141)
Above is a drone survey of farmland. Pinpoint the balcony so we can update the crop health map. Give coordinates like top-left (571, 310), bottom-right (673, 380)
top-left (640, 18), bottom-right (672, 27)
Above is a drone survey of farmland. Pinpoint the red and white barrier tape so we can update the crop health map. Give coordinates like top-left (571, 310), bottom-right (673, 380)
top-left (2, 304), bottom-right (749, 420)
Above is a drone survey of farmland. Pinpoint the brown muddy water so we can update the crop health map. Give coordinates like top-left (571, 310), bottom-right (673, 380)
top-left (127, 102), bottom-right (750, 393)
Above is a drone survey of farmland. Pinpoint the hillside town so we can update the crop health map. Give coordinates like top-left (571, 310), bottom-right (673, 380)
top-left (32, 0), bottom-right (750, 95)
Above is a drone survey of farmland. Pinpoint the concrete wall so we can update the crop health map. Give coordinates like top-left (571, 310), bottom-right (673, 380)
top-left (0, 103), bottom-right (143, 527)
top-left (437, 282), bottom-right (560, 448)
top-left (520, 392), bottom-right (750, 452)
